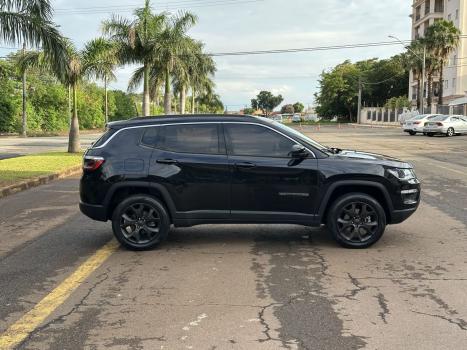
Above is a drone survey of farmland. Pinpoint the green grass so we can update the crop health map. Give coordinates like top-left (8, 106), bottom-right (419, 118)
top-left (0, 152), bottom-right (83, 187)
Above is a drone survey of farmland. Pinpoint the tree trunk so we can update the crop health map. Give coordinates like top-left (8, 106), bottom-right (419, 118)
top-left (21, 43), bottom-right (27, 137)
top-left (68, 84), bottom-right (80, 153)
top-left (427, 72), bottom-right (432, 107)
top-left (180, 85), bottom-right (186, 114)
top-left (104, 77), bottom-right (108, 124)
top-left (416, 78), bottom-right (421, 110)
top-left (142, 64), bottom-right (150, 116)
top-left (438, 63), bottom-right (444, 106)
top-left (191, 87), bottom-right (195, 114)
top-left (164, 68), bottom-right (171, 114)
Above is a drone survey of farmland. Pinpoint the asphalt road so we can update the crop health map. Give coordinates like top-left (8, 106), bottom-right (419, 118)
top-left (0, 133), bottom-right (101, 158)
top-left (1, 125), bottom-right (466, 349)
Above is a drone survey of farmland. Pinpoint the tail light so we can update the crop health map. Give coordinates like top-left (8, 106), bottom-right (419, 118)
top-left (83, 156), bottom-right (105, 171)
top-left (436, 122), bottom-right (443, 126)
top-left (413, 121), bottom-right (421, 125)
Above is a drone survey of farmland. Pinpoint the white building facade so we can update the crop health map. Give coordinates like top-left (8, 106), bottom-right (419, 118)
top-left (409, 0), bottom-right (467, 107)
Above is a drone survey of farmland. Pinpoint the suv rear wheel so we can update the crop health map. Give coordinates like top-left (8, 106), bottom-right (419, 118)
top-left (111, 195), bottom-right (170, 250)
top-left (326, 193), bottom-right (386, 248)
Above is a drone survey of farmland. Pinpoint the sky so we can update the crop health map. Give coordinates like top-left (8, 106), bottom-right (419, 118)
top-left (2, 0), bottom-right (413, 111)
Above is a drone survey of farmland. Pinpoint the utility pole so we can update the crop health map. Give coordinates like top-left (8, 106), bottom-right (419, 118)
top-left (357, 78), bottom-right (362, 124)
top-left (21, 43), bottom-right (27, 137)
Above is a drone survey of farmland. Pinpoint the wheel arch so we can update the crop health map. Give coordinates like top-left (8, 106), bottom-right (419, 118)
top-left (104, 182), bottom-right (176, 221)
top-left (318, 181), bottom-right (393, 224)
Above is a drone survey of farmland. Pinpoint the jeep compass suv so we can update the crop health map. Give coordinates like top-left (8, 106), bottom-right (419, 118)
top-left (80, 115), bottom-right (420, 250)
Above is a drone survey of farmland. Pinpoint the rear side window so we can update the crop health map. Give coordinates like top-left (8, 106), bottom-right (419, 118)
top-left (154, 124), bottom-right (222, 155)
top-left (92, 128), bottom-right (117, 148)
top-left (225, 124), bottom-right (295, 158)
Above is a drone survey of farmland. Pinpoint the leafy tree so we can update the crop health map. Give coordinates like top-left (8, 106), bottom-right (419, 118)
top-left (1, 0), bottom-right (67, 136)
top-left (424, 20), bottom-right (461, 105)
top-left (251, 91), bottom-right (283, 116)
top-left (108, 90), bottom-right (137, 121)
top-left (243, 107), bottom-right (255, 115)
top-left (0, 92), bottom-right (17, 132)
top-left (281, 104), bottom-right (294, 114)
top-left (385, 96), bottom-right (411, 109)
top-left (103, 0), bottom-right (166, 116)
top-left (195, 93), bottom-right (223, 114)
top-left (293, 102), bottom-right (304, 113)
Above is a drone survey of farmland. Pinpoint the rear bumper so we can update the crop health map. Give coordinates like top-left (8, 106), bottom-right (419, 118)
top-left (390, 207), bottom-right (418, 224)
top-left (79, 201), bottom-right (107, 222)
top-left (423, 127), bottom-right (446, 134)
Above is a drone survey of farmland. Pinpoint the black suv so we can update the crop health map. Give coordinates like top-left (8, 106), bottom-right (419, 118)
top-left (80, 115), bottom-right (420, 250)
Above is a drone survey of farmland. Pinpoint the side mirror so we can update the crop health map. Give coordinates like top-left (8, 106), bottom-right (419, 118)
top-left (289, 144), bottom-right (308, 158)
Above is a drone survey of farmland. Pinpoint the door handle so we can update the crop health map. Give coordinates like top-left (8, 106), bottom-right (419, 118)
top-left (235, 162), bottom-right (256, 169)
top-left (156, 159), bottom-right (178, 165)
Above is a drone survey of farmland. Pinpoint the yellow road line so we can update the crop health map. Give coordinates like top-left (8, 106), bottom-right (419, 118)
top-left (0, 240), bottom-right (119, 349)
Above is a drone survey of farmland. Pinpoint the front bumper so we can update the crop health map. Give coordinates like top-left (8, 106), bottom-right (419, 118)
top-left (79, 201), bottom-right (108, 222)
top-left (390, 207), bottom-right (418, 224)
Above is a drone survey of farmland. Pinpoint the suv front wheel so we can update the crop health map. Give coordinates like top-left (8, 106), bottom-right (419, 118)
top-left (111, 195), bottom-right (170, 250)
top-left (326, 193), bottom-right (386, 248)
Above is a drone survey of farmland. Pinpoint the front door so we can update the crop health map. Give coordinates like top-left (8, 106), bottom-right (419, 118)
top-left (224, 123), bottom-right (319, 224)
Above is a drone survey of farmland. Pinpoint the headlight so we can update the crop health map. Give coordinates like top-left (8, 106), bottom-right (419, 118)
top-left (387, 168), bottom-right (416, 181)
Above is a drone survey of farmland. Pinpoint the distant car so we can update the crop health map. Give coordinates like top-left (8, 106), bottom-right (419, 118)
top-left (402, 114), bottom-right (440, 135)
top-left (423, 115), bottom-right (467, 137)
top-left (292, 114), bottom-right (301, 123)
top-left (271, 114), bottom-right (283, 123)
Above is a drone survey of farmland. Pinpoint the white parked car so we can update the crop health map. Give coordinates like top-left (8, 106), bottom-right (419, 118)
top-left (423, 115), bottom-right (467, 137)
top-left (292, 114), bottom-right (302, 123)
top-left (402, 114), bottom-right (441, 135)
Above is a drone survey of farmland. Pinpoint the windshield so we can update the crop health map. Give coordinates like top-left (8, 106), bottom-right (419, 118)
top-left (257, 117), bottom-right (330, 153)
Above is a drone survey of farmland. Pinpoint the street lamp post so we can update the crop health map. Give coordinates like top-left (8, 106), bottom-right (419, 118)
top-left (389, 35), bottom-right (426, 114)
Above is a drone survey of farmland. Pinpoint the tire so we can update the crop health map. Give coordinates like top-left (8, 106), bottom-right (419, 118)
top-left (423, 132), bottom-right (427, 136)
top-left (408, 131), bottom-right (416, 136)
top-left (111, 195), bottom-right (170, 250)
top-left (446, 127), bottom-right (455, 137)
top-left (326, 193), bottom-right (386, 249)
top-left (427, 133), bottom-right (434, 137)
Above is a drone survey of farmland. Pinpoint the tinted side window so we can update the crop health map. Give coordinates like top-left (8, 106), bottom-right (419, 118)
top-left (159, 124), bottom-right (222, 155)
top-left (141, 127), bottom-right (160, 147)
top-left (225, 124), bottom-right (295, 157)
top-left (93, 127), bottom-right (117, 148)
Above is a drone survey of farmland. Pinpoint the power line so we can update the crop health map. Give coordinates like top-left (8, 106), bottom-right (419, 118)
top-left (54, 0), bottom-right (264, 15)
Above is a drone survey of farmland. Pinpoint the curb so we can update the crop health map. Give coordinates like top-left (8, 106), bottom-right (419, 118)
top-left (0, 165), bottom-right (82, 199)
top-left (349, 123), bottom-right (400, 129)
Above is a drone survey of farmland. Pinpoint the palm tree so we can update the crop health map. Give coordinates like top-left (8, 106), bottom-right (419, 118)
top-left (19, 39), bottom-right (116, 153)
top-left (424, 20), bottom-right (461, 105)
top-left (189, 50), bottom-right (216, 114)
top-left (82, 38), bottom-right (117, 124)
top-left (102, 0), bottom-right (166, 116)
top-left (1, 0), bottom-right (67, 136)
top-left (402, 41), bottom-right (425, 110)
top-left (155, 11), bottom-right (197, 114)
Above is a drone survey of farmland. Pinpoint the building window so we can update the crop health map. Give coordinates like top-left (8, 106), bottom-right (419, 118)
top-left (444, 80), bottom-right (449, 89)
top-left (448, 14), bottom-right (452, 21)
top-left (425, 0), bottom-right (430, 15)
top-left (452, 78), bottom-right (456, 90)
top-left (453, 55), bottom-right (457, 65)
top-left (456, 9), bottom-right (459, 19)
top-left (434, 0), bottom-right (444, 12)
top-left (423, 21), bottom-right (429, 35)
top-left (416, 6), bottom-right (421, 20)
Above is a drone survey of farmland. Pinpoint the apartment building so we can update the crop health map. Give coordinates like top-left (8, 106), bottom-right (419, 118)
top-left (409, 0), bottom-right (467, 107)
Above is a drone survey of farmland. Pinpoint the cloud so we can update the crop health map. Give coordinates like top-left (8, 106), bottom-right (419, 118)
top-left (46, 0), bottom-right (412, 109)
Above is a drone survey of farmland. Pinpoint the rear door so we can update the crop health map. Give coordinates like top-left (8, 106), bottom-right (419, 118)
top-left (145, 123), bottom-right (230, 220)
top-left (224, 122), bottom-right (319, 224)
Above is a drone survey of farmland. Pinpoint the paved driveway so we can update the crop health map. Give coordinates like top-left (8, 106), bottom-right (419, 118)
top-left (0, 126), bottom-right (466, 349)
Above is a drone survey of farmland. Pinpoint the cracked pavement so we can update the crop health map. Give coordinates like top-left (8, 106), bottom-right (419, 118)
top-left (1, 126), bottom-right (466, 349)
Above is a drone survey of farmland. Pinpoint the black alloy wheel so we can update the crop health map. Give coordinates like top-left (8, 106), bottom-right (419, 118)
top-left (112, 195), bottom-right (170, 250)
top-left (409, 131), bottom-right (416, 136)
top-left (327, 193), bottom-right (386, 248)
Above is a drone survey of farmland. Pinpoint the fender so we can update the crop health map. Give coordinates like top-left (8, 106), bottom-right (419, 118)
top-left (317, 180), bottom-right (394, 220)
top-left (103, 181), bottom-right (177, 219)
